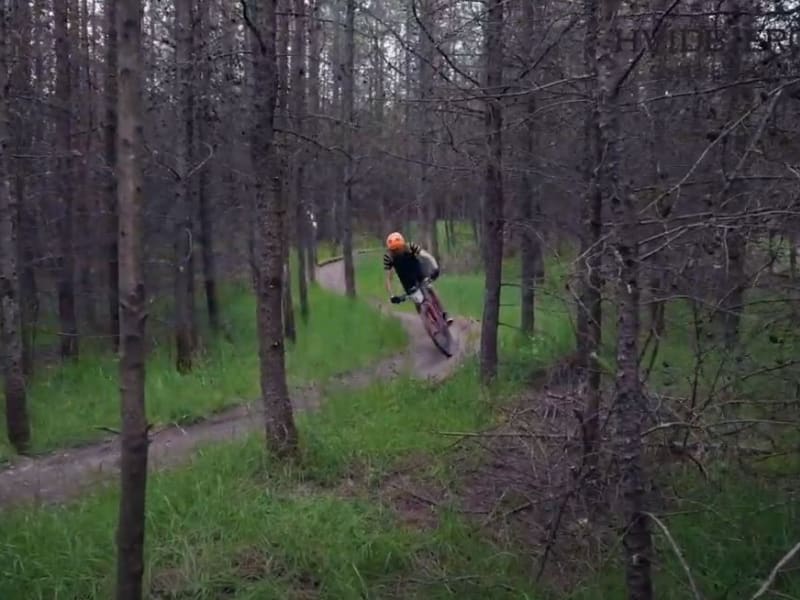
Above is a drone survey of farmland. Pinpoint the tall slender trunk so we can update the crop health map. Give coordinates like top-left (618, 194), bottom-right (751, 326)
top-left (340, 0), bottom-right (357, 297)
top-left (54, 0), bottom-right (79, 359)
top-left (248, 0), bottom-right (299, 458)
top-left (174, 0), bottom-right (195, 372)
top-left (644, 0), bottom-right (670, 340)
top-left (71, 0), bottom-right (96, 331)
top-left (114, 0), bottom-right (148, 597)
top-left (291, 0), bottom-right (309, 321)
top-left (306, 0), bottom-right (322, 282)
top-left (518, 0), bottom-right (541, 336)
top-left (276, 0), bottom-right (297, 338)
top-left (196, 0), bottom-right (219, 331)
top-left (281, 160), bottom-right (296, 343)
top-left (479, 0), bottom-right (504, 383)
top-left (719, 0), bottom-right (750, 349)
top-left (416, 0), bottom-right (436, 253)
top-left (105, 0), bottom-right (119, 351)
top-left (0, 4), bottom-right (31, 452)
top-left (10, 0), bottom-right (37, 377)
top-left (597, 1), bottom-right (653, 597)
top-left (577, 0), bottom-right (603, 503)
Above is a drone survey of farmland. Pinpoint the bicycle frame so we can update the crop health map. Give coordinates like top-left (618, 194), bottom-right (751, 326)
top-left (396, 278), bottom-right (453, 357)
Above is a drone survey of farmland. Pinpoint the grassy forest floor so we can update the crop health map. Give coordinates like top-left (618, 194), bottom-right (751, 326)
top-left (0, 282), bottom-right (407, 462)
top-left (1, 229), bottom-right (799, 598)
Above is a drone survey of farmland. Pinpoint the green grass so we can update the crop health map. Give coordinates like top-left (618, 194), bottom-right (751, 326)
top-left (4, 357), bottom-right (797, 599)
top-left (0, 365), bottom-right (540, 600)
top-left (570, 474), bottom-right (800, 599)
top-left (0, 282), bottom-right (407, 461)
top-left (4, 233), bottom-right (798, 599)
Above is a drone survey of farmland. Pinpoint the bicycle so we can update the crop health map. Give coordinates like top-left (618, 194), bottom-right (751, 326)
top-left (394, 277), bottom-right (454, 358)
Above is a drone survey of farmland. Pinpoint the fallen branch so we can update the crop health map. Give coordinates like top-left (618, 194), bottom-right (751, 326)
top-left (437, 430), bottom-right (567, 440)
top-left (94, 426), bottom-right (121, 435)
top-left (750, 541), bottom-right (800, 599)
top-left (645, 511), bottom-right (701, 600)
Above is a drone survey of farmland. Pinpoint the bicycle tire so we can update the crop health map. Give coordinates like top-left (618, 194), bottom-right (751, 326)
top-left (421, 299), bottom-right (453, 358)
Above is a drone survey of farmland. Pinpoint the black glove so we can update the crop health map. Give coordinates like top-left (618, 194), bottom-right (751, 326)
top-left (390, 295), bottom-right (403, 304)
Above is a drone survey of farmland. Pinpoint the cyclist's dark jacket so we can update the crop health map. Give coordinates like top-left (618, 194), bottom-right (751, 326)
top-left (384, 242), bottom-right (423, 293)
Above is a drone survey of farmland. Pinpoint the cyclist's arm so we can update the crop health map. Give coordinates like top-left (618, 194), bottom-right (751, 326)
top-left (385, 269), bottom-right (394, 295)
top-left (383, 253), bottom-right (395, 295)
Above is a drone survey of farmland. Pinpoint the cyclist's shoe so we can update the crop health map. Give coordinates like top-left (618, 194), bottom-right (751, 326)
top-left (444, 312), bottom-right (454, 326)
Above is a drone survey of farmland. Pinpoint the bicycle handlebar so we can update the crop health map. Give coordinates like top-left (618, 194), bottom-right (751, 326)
top-left (395, 278), bottom-right (432, 301)
top-left (398, 277), bottom-right (431, 300)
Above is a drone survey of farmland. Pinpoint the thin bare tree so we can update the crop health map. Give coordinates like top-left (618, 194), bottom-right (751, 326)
top-left (245, 0), bottom-right (300, 457)
top-left (114, 0), bottom-right (149, 596)
top-left (341, 0), bottom-right (357, 298)
top-left (291, 0), bottom-right (310, 321)
top-left (173, 0), bottom-right (196, 372)
top-left (54, 0), bottom-right (79, 359)
top-left (479, 0), bottom-right (505, 383)
top-left (105, 0), bottom-right (120, 351)
top-left (0, 0), bottom-right (31, 453)
top-left (597, 1), bottom-right (653, 597)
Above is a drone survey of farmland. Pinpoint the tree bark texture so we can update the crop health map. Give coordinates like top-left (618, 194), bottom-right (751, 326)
top-left (479, 0), bottom-right (505, 383)
top-left (0, 1), bottom-right (31, 452)
top-left (174, 0), bottom-right (195, 372)
top-left (54, 0), bottom-right (79, 359)
top-left (249, 0), bottom-right (299, 458)
top-left (114, 0), bottom-right (149, 597)
top-left (291, 0), bottom-right (310, 321)
top-left (197, 0), bottom-right (220, 331)
top-left (105, 0), bottom-right (120, 351)
top-left (597, 1), bottom-right (653, 597)
top-left (341, 0), bottom-right (357, 298)
top-left (578, 0), bottom-right (603, 503)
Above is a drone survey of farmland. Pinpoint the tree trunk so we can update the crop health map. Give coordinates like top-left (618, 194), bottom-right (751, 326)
top-left (54, 0), bottom-right (79, 359)
top-left (306, 0), bottom-right (322, 283)
top-left (415, 0), bottom-right (436, 254)
top-left (114, 0), bottom-right (149, 597)
top-left (0, 5), bottom-right (31, 452)
top-left (340, 0), bottom-right (356, 297)
top-left (597, 1), bottom-right (653, 597)
top-left (197, 0), bottom-right (220, 331)
top-left (276, 0), bottom-right (297, 337)
top-left (10, 0), bottom-right (38, 377)
top-left (719, 0), bottom-right (750, 350)
top-left (518, 0), bottom-right (541, 337)
top-left (105, 0), bottom-right (119, 351)
top-left (282, 158), bottom-right (296, 344)
top-left (248, 0), bottom-right (299, 458)
top-left (291, 0), bottom-right (309, 321)
top-left (643, 0), bottom-right (670, 341)
top-left (174, 0), bottom-right (195, 372)
top-left (71, 0), bottom-right (96, 331)
top-left (577, 0), bottom-right (603, 505)
top-left (479, 0), bottom-right (504, 383)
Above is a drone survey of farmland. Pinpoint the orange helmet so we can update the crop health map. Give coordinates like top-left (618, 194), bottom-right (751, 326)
top-left (386, 232), bottom-right (405, 252)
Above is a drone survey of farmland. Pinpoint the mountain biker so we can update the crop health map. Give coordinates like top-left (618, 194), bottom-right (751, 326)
top-left (384, 231), bottom-right (453, 326)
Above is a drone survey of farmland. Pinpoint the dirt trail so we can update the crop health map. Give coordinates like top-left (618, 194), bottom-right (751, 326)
top-left (0, 257), bottom-right (479, 509)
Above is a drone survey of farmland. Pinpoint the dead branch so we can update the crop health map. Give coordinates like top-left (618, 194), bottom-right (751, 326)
top-left (750, 541), bottom-right (800, 599)
top-left (645, 512), bottom-right (702, 600)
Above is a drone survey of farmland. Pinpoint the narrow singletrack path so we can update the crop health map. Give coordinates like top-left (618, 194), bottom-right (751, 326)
top-left (0, 257), bottom-right (479, 509)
